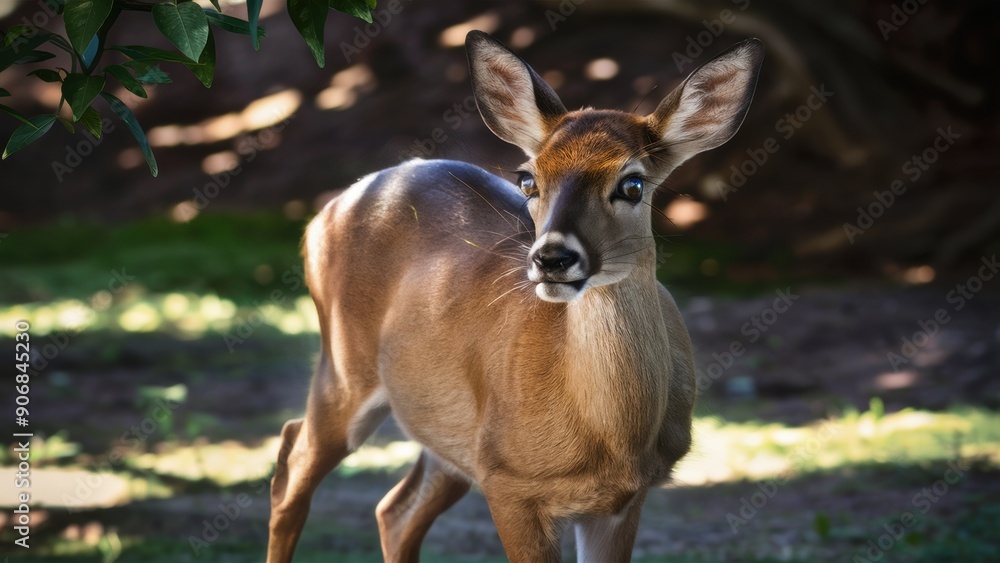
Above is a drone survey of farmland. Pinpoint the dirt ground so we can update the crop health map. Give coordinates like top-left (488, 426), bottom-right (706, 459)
top-left (4, 284), bottom-right (999, 561)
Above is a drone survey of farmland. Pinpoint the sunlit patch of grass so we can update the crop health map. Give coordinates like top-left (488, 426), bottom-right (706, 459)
top-left (118, 438), bottom-right (421, 488)
top-left (0, 466), bottom-right (172, 509)
top-left (673, 403), bottom-right (1000, 486)
top-left (0, 292), bottom-right (319, 338)
top-left (126, 438), bottom-right (280, 486)
top-left (86, 405), bottom-right (1000, 495)
top-left (339, 441), bottom-right (423, 475)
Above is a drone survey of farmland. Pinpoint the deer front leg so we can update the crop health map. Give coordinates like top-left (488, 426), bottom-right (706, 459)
top-left (573, 489), bottom-right (647, 563)
top-left (481, 483), bottom-right (562, 563)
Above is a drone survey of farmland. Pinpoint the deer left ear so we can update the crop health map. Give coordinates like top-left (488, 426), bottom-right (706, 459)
top-left (466, 30), bottom-right (567, 157)
top-left (648, 38), bottom-right (765, 164)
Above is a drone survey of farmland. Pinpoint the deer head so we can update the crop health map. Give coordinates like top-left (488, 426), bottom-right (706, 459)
top-left (467, 31), bottom-right (764, 302)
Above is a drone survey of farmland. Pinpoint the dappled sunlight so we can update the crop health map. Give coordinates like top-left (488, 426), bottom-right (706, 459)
top-left (0, 466), bottom-right (171, 509)
top-left (667, 198), bottom-right (710, 229)
top-left (147, 88), bottom-right (301, 147)
top-left (169, 200), bottom-right (200, 223)
top-left (200, 150), bottom-right (239, 175)
top-left (129, 438), bottom-right (280, 486)
top-left (584, 58), bottom-right (619, 81)
top-left (508, 27), bottom-right (536, 49)
top-left (902, 264), bottom-right (935, 284)
top-left (439, 12), bottom-right (500, 47)
top-left (107, 438), bottom-right (420, 489)
top-left (116, 147), bottom-right (145, 170)
top-left (670, 405), bottom-right (1000, 488)
top-left (315, 64), bottom-right (377, 111)
top-left (341, 441), bottom-right (423, 474)
top-left (874, 370), bottom-right (918, 390)
top-left (0, 292), bottom-right (319, 337)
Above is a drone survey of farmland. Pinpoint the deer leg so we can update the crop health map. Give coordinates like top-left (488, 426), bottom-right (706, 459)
top-left (376, 450), bottom-right (471, 562)
top-left (267, 354), bottom-right (388, 563)
top-left (481, 486), bottom-right (562, 563)
top-left (573, 490), bottom-right (647, 563)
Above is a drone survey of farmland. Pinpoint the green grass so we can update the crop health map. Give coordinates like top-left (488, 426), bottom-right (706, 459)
top-left (0, 213), bottom-right (307, 305)
top-left (0, 211), bottom-right (832, 308)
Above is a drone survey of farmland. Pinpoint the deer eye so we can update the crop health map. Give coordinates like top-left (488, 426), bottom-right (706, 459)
top-left (517, 172), bottom-right (537, 197)
top-left (615, 177), bottom-right (644, 201)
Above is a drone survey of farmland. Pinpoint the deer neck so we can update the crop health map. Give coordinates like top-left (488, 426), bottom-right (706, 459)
top-left (560, 247), bottom-right (669, 443)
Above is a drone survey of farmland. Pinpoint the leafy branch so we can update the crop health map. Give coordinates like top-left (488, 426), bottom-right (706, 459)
top-left (0, 0), bottom-right (377, 176)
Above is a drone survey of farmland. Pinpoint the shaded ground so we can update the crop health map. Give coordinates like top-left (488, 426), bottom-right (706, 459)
top-left (2, 281), bottom-right (999, 561)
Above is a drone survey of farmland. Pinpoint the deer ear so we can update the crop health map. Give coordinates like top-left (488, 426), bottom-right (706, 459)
top-left (648, 38), bottom-right (764, 164)
top-left (466, 30), bottom-right (566, 157)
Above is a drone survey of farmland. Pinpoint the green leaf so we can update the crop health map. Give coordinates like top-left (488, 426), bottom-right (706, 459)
top-left (80, 106), bottom-right (103, 138)
top-left (4, 25), bottom-right (75, 58)
top-left (204, 9), bottom-right (266, 40)
top-left (62, 73), bottom-right (106, 121)
top-left (57, 116), bottom-right (75, 133)
top-left (152, 1), bottom-right (210, 62)
top-left (247, 0), bottom-right (263, 50)
top-left (330, 0), bottom-right (374, 23)
top-left (100, 92), bottom-right (157, 176)
top-left (28, 68), bottom-right (62, 82)
top-left (112, 45), bottom-right (191, 64)
top-left (63, 0), bottom-right (113, 55)
top-left (113, 42), bottom-right (214, 87)
top-left (288, 0), bottom-right (328, 67)
top-left (123, 60), bottom-right (172, 84)
top-left (0, 32), bottom-right (54, 73)
top-left (185, 29), bottom-right (215, 88)
top-left (2, 114), bottom-right (56, 159)
top-left (208, 0), bottom-right (221, 10)
top-left (15, 50), bottom-right (56, 64)
top-left (0, 88), bottom-right (9, 97)
top-left (0, 104), bottom-right (34, 126)
top-left (105, 65), bottom-right (147, 98)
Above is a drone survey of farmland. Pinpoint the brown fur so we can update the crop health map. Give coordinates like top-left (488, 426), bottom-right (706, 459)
top-left (267, 32), bottom-right (763, 563)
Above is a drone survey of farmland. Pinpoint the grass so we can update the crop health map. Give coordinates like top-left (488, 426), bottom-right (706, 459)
top-left (0, 211), bottom-right (834, 308)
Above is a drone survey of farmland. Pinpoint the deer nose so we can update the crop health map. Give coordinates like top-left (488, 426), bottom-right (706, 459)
top-left (532, 244), bottom-right (580, 273)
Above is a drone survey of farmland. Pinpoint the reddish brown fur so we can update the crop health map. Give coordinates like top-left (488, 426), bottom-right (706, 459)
top-left (267, 32), bottom-right (762, 563)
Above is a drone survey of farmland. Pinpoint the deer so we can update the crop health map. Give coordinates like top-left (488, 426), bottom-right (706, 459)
top-left (266, 31), bottom-right (764, 562)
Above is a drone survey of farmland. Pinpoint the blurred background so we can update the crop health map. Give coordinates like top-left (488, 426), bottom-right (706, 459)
top-left (1, 0), bottom-right (998, 561)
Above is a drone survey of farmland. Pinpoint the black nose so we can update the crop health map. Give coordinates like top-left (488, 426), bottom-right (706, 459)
top-left (532, 244), bottom-right (580, 273)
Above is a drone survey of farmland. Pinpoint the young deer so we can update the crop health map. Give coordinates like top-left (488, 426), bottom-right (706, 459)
top-left (267, 31), bottom-right (763, 562)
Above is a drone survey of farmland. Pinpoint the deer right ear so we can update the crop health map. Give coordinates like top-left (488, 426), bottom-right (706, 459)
top-left (648, 38), bottom-right (765, 165)
top-left (466, 31), bottom-right (566, 157)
